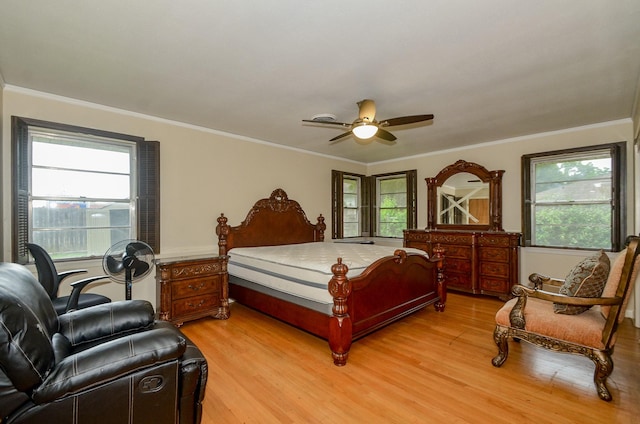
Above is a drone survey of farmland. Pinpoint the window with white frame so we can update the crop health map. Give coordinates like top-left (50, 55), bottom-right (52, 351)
top-left (377, 175), bottom-right (410, 237)
top-left (12, 117), bottom-right (160, 263)
top-left (342, 175), bottom-right (361, 237)
top-left (522, 142), bottom-right (626, 251)
top-left (332, 169), bottom-right (416, 239)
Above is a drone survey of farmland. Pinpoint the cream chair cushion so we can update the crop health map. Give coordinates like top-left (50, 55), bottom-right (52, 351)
top-left (496, 298), bottom-right (607, 349)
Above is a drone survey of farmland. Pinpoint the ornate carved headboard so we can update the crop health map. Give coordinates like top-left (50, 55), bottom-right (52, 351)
top-left (216, 188), bottom-right (326, 255)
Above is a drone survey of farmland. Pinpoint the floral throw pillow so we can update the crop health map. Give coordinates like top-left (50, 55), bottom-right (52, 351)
top-left (553, 250), bottom-right (610, 315)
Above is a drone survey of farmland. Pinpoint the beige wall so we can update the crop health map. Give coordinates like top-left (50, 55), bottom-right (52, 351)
top-left (1, 86), bottom-right (637, 319)
top-left (0, 87), bottom-right (365, 304)
top-left (368, 119), bottom-right (637, 316)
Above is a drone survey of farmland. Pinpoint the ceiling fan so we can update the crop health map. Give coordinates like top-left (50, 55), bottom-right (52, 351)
top-left (302, 99), bottom-right (434, 144)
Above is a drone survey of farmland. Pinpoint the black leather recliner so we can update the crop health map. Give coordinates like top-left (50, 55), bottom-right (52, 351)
top-left (0, 262), bottom-right (208, 424)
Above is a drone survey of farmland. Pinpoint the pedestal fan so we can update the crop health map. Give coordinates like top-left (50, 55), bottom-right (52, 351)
top-left (103, 240), bottom-right (155, 300)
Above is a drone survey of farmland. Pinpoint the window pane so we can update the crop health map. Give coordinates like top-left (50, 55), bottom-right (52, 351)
top-left (343, 178), bottom-right (358, 194)
top-left (380, 208), bottom-right (407, 222)
top-left (32, 227), bottom-right (132, 260)
top-left (535, 178), bottom-right (611, 202)
top-left (378, 175), bottom-right (408, 237)
top-left (380, 192), bottom-right (406, 207)
top-left (32, 199), bottom-right (132, 260)
top-left (32, 200), bottom-right (131, 228)
top-left (344, 193), bottom-right (358, 208)
top-left (343, 223), bottom-right (359, 238)
top-left (32, 168), bottom-right (130, 198)
top-left (32, 138), bottom-right (130, 173)
top-left (378, 222), bottom-right (405, 238)
top-left (534, 156), bottom-right (612, 203)
top-left (379, 177), bottom-right (406, 193)
top-left (343, 208), bottom-right (359, 222)
top-left (534, 157), bottom-right (611, 184)
top-left (342, 175), bottom-right (360, 237)
top-left (533, 203), bottom-right (612, 249)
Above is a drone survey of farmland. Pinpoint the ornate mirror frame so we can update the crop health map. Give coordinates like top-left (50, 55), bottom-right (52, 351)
top-left (426, 160), bottom-right (504, 231)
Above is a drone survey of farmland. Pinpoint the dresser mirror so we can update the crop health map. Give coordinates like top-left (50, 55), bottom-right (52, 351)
top-left (426, 160), bottom-right (504, 231)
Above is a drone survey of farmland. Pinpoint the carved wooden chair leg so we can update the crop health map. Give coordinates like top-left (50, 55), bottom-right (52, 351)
top-left (491, 325), bottom-right (510, 367)
top-left (591, 350), bottom-right (614, 401)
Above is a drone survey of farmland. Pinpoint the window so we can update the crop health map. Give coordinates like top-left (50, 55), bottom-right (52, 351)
top-left (522, 142), bottom-right (626, 251)
top-left (12, 117), bottom-right (160, 263)
top-left (342, 175), bottom-right (361, 237)
top-left (332, 170), bottom-right (416, 239)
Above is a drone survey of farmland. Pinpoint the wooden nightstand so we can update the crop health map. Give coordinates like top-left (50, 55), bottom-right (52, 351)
top-left (156, 255), bottom-right (229, 326)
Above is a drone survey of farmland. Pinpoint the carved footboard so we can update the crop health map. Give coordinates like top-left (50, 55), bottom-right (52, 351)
top-left (327, 247), bottom-right (445, 366)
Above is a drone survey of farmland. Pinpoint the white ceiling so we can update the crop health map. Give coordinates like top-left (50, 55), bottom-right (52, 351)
top-left (1, 1), bottom-right (639, 164)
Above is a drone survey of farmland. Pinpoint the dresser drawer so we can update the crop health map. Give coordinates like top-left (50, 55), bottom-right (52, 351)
top-left (479, 261), bottom-right (509, 278)
top-left (404, 240), bottom-right (428, 252)
top-left (480, 276), bottom-right (510, 293)
top-left (430, 233), bottom-right (474, 245)
top-left (172, 294), bottom-right (220, 317)
top-left (444, 258), bottom-right (472, 273)
top-left (440, 245), bottom-right (472, 259)
top-left (172, 276), bottom-right (220, 300)
top-left (445, 271), bottom-right (473, 290)
top-left (478, 234), bottom-right (518, 247)
top-left (479, 247), bottom-right (510, 263)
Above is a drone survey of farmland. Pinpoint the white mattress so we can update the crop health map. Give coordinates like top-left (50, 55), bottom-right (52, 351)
top-left (228, 242), bottom-right (428, 304)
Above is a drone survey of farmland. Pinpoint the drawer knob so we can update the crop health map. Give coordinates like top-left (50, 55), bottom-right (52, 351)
top-left (188, 282), bottom-right (206, 291)
top-left (187, 300), bottom-right (205, 309)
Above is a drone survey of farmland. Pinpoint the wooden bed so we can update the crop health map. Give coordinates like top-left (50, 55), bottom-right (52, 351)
top-left (216, 188), bottom-right (445, 366)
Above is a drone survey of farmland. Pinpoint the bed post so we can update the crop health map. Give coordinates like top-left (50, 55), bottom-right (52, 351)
top-left (432, 243), bottom-right (446, 312)
top-left (328, 258), bottom-right (352, 366)
top-left (216, 213), bottom-right (229, 256)
top-left (316, 215), bottom-right (326, 242)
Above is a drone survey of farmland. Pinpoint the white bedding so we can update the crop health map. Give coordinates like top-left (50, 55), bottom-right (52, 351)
top-left (228, 242), bottom-right (428, 304)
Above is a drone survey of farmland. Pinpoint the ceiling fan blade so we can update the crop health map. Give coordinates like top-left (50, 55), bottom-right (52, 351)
top-left (357, 99), bottom-right (376, 123)
top-left (378, 114), bottom-right (434, 127)
top-left (376, 128), bottom-right (397, 142)
top-left (302, 119), bottom-right (351, 128)
top-left (329, 131), bottom-right (353, 144)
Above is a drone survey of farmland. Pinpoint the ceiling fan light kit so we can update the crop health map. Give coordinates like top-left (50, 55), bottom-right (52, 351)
top-left (302, 99), bottom-right (433, 145)
top-left (352, 122), bottom-right (378, 139)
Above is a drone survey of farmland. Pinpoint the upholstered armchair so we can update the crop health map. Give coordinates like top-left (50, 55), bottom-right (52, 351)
top-left (492, 236), bottom-right (640, 401)
top-left (0, 262), bottom-right (207, 423)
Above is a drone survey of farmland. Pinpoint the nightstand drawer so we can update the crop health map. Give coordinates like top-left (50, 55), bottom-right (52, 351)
top-left (172, 276), bottom-right (220, 300)
top-left (169, 261), bottom-right (222, 279)
top-left (172, 294), bottom-right (219, 317)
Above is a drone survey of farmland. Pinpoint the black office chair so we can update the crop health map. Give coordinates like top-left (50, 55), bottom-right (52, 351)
top-left (26, 243), bottom-right (111, 315)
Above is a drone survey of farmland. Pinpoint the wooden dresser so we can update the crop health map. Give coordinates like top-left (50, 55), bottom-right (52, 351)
top-left (404, 229), bottom-right (520, 299)
top-left (156, 255), bottom-right (229, 326)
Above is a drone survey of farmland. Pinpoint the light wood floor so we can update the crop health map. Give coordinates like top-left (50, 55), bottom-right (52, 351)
top-left (180, 293), bottom-right (640, 424)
